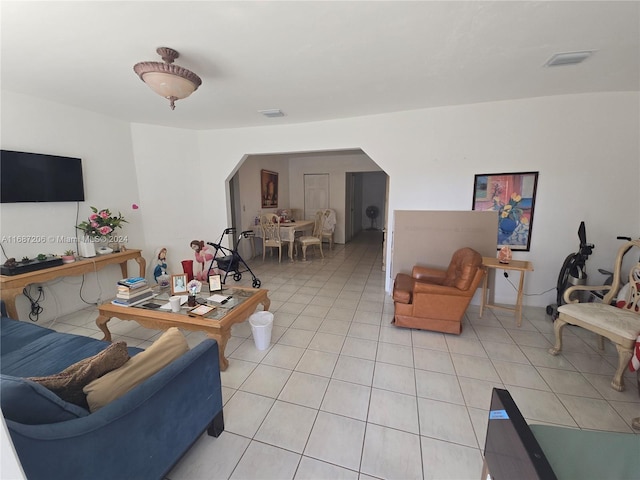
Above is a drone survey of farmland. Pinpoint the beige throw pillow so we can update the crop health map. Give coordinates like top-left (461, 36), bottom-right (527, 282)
top-left (83, 327), bottom-right (189, 412)
top-left (29, 341), bottom-right (129, 408)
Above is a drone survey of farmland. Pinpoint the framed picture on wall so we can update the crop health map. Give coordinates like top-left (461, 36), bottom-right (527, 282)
top-left (472, 171), bottom-right (539, 251)
top-left (261, 169), bottom-right (278, 208)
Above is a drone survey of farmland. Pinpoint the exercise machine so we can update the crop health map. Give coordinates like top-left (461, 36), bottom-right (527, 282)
top-left (546, 221), bottom-right (593, 319)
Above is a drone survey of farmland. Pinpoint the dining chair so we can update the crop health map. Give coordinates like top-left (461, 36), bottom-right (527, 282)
top-left (296, 211), bottom-right (325, 261)
top-left (260, 214), bottom-right (284, 262)
top-left (321, 209), bottom-right (336, 250)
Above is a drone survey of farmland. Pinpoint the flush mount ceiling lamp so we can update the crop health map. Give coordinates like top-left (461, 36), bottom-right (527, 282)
top-left (133, 47), bottom-right (202, 110)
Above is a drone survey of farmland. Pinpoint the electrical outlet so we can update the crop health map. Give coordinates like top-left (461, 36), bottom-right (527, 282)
top-left (503, 272), bottom-right (509, 278)
top-left (38, 286), bottom-right (43, 292)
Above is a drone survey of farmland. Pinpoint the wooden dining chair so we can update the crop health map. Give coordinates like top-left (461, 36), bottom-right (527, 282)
top-left (260, 214), bottom-right (284, 262)
top-left (321, 209), bottom-right (336, 250)
top-left (296, 211), bottom-right (325, 261)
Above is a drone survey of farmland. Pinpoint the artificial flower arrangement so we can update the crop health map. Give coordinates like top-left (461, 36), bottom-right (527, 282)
top-left (187, 279), bottom-right (202, 295)
top-left (77, 207), bottom-right (127, 237)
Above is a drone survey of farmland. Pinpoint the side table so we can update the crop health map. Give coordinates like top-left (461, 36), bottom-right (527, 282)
top-left (0, 249), bottom-right (145, 319)
top-left (480, 256), bottom-right (534, 327)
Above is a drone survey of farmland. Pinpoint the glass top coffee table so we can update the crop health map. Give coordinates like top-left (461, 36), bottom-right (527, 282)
top-left (96, 286), bottom-right (271, 370)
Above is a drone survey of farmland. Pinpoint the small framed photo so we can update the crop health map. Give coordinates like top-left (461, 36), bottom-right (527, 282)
top-left (188, 304), bottom-right (215, 317)
top-left (208, 274), bottom-right (222, 292)
top-left (171, 274), bottom-right (188, 295)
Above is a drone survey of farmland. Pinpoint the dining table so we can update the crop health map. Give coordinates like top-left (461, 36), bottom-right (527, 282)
top-left (253, 219), bottom-right (315, 261)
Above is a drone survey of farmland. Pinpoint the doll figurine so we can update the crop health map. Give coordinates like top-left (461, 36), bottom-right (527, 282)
top-left (153, 247), bottom-right (169, 284)
top-left (190, 240), bottom-right (216, 281)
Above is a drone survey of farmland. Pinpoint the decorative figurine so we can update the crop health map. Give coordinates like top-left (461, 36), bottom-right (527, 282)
top-left (153, 247), bottom-right (170, 286)
top-left (498, 245), bottom-right (513, 264)
top-left (190, 240), bottom-right (216, 281)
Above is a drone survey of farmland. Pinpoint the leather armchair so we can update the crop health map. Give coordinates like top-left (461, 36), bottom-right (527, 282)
top-left (392, 247), bottom-right (484, 334)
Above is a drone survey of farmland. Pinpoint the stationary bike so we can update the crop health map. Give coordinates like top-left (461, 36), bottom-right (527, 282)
top-left (546, 221), bottom-right (594, 319)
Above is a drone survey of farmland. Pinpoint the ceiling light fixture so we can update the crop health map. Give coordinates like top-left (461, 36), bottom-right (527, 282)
top-left (545, 51), bottom-right (594, 67)
top-left (133, 47), bottom-right (202, 110)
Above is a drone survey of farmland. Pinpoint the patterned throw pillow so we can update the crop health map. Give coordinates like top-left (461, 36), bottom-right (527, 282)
top-left (28, 341), bottom-right (129, 408)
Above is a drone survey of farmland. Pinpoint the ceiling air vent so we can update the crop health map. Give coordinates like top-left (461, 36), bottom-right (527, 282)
top-left (545, 51), bottom-right (594, 67)
top-left (258, 109), bottom-right (285, 118)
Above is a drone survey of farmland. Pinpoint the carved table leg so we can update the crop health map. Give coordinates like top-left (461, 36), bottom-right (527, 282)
top-left (96, 313), bottom-right (113, 342)
top-left (548, 318), bottom-right (567, 355)
top-left (2, 288), bottom-right (21, 320)
top-left (260, 296), bottom-right (271, 312)
top-left (208, 329), bottom-right (231, 371)
top-left (134, 255), bottom-right (146, 277)
top-left (610, 345), bottom-right (633, 392)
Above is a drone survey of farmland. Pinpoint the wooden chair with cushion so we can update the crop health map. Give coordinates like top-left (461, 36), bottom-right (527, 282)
top-left (296, 211), bottom-right (325, 261)
top-left (549, 239), bottom-right (640, 392)
top-left (392, 247), bottom-right (484, 334)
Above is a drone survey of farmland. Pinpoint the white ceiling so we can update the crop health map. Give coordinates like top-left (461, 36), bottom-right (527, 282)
top-left (2, 1), bottom-right (638, 131)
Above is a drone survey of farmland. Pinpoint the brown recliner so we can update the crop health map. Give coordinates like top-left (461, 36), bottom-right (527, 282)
top-left (392, 247), bottom-right (484, 334)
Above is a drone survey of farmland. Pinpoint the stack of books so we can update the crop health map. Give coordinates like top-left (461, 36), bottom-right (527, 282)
top-left (112, 277), bottom-right (154, 306)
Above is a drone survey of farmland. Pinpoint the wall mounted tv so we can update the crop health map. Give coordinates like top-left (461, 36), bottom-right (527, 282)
top-left (1, 150), bottom-right (85, 203)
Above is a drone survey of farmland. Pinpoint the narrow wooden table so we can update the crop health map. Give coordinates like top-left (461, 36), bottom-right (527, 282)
top-left (0, 249), bottom-right (145, 320)
top-left (96, 286), bottom-right (271, 371)
top-left (479, 257), bottom-right (534, 326)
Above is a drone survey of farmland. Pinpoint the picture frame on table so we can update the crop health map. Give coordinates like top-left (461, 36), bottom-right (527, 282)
top-left (171, 273), bottom-right (188, 295)
top-left (472, 171), bottom-right (539, 252)
top-left (208, 274), bottom-right (222, 292)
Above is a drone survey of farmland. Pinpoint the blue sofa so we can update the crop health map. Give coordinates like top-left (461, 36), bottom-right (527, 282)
top-left (1, 308), bottom-right (224, 480)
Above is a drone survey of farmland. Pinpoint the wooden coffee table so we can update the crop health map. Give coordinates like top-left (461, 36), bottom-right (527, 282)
top-left (96, 286), bottom-right (270, 370)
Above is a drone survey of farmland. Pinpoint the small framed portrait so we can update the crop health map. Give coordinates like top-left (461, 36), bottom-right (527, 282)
top-left (171, 274), bottom-right (188, 295)
top-left (208, 274), bottom-right (222, 292)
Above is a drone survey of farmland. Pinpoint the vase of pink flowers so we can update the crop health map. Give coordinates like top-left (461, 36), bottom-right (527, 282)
top-left (76, 207), bottom-right (127, 239)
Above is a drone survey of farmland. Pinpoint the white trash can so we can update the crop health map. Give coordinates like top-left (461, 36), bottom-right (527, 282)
top-left (249, 311), bottom-right (274, 351)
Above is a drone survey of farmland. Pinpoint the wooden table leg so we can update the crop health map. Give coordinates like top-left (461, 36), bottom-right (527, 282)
top-left (479, 271), bottom-right (488, 318)
top-left (208, 329), bottom-right (230, 371)
top-left (516, 271), bottom-right (526, 327)
top-left (96, 313), bottom-right (114, 341)
top-left (2, 288), bottom-right (21, 320)
top-left (260, 296), bottom-right (271, 312)
top-left (119, 256), bottom-right (146, 279)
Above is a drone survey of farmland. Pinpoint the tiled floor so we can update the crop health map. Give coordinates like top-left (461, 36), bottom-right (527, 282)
top-left (51, 231), bottom-right (639, 480)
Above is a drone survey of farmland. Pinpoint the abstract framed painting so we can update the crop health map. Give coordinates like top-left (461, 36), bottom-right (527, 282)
top-left (472, 171), bottom-right (539, 251)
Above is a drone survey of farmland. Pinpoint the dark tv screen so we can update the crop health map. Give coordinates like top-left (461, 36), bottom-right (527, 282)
top-left (483, 388), bottom-right (556, 480)
top-left (1, 150), bottom-right (85, 203)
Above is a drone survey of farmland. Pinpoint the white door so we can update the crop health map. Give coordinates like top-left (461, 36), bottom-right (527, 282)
top-left (304, 174), bottom-right (329, 220)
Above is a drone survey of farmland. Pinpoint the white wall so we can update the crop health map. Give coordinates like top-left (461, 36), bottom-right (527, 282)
top-left (288, 151), bottom-right (383, 244)
top-left (361, 171), bottom-right (387, 230)
top-left (194, 92), bottom-right (639, 307)
top-left (237, 154), bottom-right (291, 230)
top-left (2, 91), bottom-right (638, 313)
top-left (0, 92), bottom-right (146, 321)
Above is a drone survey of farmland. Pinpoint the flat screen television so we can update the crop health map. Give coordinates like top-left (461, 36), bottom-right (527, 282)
top-left (483, 388), bottom-right (556, 480)
top-left (1, 149), bottom-right (85, 203)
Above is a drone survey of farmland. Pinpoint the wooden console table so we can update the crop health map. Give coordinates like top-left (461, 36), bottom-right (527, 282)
top-left (479, 256), bottom-right (534, 327)
top-left (0, 249), bottom-right (145, 319)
